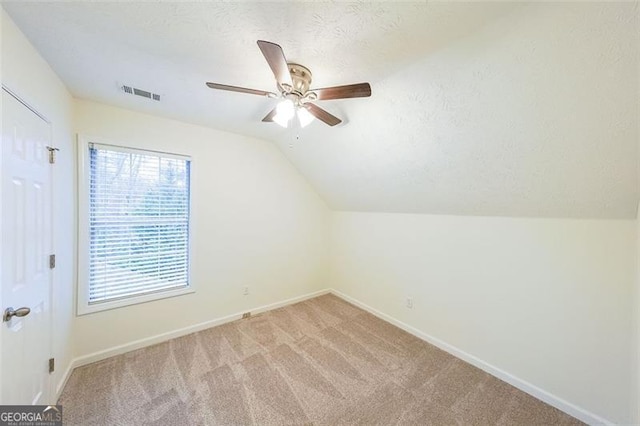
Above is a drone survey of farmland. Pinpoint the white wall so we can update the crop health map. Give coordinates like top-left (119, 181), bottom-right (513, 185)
top-left (635, 203), bottom-right (640, 424)
top-left (330, 212), bottom-right (636, 424)
top-left (1, 9), bottom-right (75, 398)
top-left (72, 99), bottom-right (330, 357)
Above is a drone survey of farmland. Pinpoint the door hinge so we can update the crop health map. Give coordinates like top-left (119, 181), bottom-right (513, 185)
top-left (46, 146), bottom-right (59, 164)
top-left (49, 358), bottom-right (55, 374)
top-left (49, 254), bottom-right (56, 269)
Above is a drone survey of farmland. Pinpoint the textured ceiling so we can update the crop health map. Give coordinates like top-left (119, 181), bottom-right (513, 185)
top-left (4, 1), bottom-right (639, 218)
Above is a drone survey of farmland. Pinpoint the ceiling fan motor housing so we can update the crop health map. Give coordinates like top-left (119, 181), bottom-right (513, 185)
top-left (284, 63), bottom-right (313, 96)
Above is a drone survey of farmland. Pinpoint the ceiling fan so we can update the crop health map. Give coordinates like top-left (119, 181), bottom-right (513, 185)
top-left (206, 40), bottom-right (371, 128)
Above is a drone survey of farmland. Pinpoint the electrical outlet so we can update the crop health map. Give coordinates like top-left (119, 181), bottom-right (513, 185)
top-left (406, 297), bottom-right (413, 309)
top-left (242, 312), bottom-right (251, 319)
top-left (243, 286), bottom-right (249, 296)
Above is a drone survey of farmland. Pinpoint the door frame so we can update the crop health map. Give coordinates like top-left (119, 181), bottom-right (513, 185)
top-left (1, 84), bottom-right (55, 403)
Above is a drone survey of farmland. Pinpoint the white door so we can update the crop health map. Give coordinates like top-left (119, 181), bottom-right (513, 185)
top-left (1, 88), bottom-right (53, 405)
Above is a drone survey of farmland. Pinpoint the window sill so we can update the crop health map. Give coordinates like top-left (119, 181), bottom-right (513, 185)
top-left (76, 285), bottom-right (194, 316)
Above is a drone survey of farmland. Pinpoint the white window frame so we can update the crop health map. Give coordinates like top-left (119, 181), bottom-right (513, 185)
top-left (77, 135), bottom-right (194, 315)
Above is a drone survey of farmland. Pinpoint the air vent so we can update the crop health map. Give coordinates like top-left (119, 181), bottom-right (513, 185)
top-left (121, 85), bottom-right (160, 101)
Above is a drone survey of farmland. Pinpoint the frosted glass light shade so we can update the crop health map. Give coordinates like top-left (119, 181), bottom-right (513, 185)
top-left (273, 99), bottom-right (295, 128)
top-left (272, 112), bottom-right (289, 128)
top-left (276, 99), bottom-right (295, 120)
top-left (297, 107), bottom-right (315, 128)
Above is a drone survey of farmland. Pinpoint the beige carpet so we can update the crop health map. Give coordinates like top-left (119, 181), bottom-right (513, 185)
top-left (59, 294), bottom-right (582, 425)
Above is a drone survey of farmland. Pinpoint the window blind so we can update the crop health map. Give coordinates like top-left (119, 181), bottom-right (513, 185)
top-left (88, 144), bottom-right (191, 304)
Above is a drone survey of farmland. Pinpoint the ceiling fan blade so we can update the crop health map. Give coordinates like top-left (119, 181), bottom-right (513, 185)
top-left (206, 82), bottom-right (276, 97)
top-left (311, 83), bottom-right (371, 100)
top-left (262, 107), bottom-right (277, 122)
top-left (257, 40), bottom-right (293, 87)
top-left (305, 103), bottom-right (342, 126)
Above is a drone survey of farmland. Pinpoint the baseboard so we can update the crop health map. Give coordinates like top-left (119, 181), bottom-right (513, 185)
top-left (55, 360), bottom-right (75, 400)
top-left (329, 289), bottom-right (613, 426)
top-left (58, 288), bottom-right (331, 397)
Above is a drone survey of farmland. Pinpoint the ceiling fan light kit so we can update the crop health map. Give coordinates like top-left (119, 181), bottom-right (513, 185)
top-left (297, 107), bottom-right (315, 128)
top-left (206, 40), bottom-right (371, 128)
top-left (273, 99), bottom-right (294, 127)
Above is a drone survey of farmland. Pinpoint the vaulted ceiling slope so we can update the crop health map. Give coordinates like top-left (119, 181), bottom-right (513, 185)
top-left (4, 2), bottom-right (638, 218)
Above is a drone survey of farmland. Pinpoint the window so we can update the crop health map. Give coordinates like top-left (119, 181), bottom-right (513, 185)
top-left (78, 138), bottom-right (192, 314)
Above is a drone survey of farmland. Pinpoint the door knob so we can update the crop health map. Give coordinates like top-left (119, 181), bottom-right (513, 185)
top-left (3, 306), bottom-right (31, 322)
